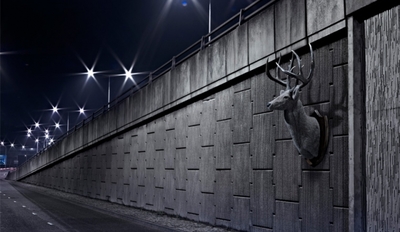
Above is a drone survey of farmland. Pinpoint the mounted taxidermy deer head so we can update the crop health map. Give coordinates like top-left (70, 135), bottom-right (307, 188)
top-left (266, 44), bottom-right (329, 167)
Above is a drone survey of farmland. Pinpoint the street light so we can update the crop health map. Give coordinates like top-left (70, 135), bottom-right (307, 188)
top-left (66, 106), bottom-right (87, 132)
top-left (85, 69), bottom-right (149, 108)
top-left (52, 106), bottom-right (58, 114)
top-left (208, 0), bottom-right (211, 41)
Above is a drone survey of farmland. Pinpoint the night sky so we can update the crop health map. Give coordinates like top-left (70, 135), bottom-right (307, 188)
top-left (1, 0), bottom-right (259, 162)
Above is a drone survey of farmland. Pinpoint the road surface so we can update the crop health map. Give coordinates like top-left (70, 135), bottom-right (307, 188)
top-left (0, 171), bottom-right (174, 232)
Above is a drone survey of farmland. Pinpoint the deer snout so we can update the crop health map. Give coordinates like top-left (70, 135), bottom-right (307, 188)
top-left (267, 102), bottom-right (272, 110)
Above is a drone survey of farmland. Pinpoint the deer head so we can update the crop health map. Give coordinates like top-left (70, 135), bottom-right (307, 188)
top-left (266, 44), bottom-right (314, 111)
top-left (264, 44), bottom-right (327, 165)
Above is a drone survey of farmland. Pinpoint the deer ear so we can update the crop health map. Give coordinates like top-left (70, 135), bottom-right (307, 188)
top-left (292, 86), bottom-right (301, 100)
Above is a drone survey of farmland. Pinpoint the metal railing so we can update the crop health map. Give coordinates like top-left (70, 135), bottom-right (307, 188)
top-left (21, 0), bottom-right (274, 166)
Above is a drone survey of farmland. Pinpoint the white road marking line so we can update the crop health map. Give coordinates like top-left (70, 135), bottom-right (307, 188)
top-left (47, 222), bottom-right (53, 226)
top-left (32, 212), bottom-right (37, 216)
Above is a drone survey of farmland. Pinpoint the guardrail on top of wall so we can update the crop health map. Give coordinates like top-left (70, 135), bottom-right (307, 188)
top-left (20, 0), bottom-right (275, 166)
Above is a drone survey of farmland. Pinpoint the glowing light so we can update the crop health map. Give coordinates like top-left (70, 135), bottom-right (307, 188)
top-left (45, 134), bottom-right (49, 139)
top-left (87, 68), bottom-right (95, 78)
top-left (182, 0), bottom-right (188, 6)
top-left (1, 142), bottom-right (4, 146)
top-left (50, 139), bottom-right (54, 143)
top-left (125, 69), bottom-right (133, 80)
top-left (10, 143), bottom-right (14, 147)
top-left (35, 139), bottom-right (39, 143)
top-left (22, 145), bottom-right (25, 149)
top-left (28, 129), bottom-right (32, 133)
top-left (79, 107), bottom-right (85, 114)
top-left (45, 129), bottom-right (49, 134)
top-left (27, 133), bottom-right (31, 137)
top-left (55, 123), bottom-right (60, 129)
top-left (52, 106), bottom-right (58, 113)
top-left (35, 122), bottom-right (40, 128)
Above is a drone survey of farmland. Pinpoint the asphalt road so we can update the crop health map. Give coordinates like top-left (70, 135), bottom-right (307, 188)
top-left (0, 174), bottom-right (173, 232)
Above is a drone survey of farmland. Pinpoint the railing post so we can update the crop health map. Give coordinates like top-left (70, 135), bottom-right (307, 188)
top-left (149, 72), bottom-right (153, 84)
top-left (201, 36), bottom-right (206, 50)
top-left (171, 56), bottom-right (176, 70)
top-left (239, 9), bottom-right (244, 25)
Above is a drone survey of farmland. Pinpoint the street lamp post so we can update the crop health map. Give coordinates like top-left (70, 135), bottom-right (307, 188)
top-left (86, 70), bottom-right (150, 109)
top-left (67, 107), bottom-right (86, 132)
top-left (35, 139), bottom-right (39, 153)
top-left (208, 0), bottom-right (211, 42)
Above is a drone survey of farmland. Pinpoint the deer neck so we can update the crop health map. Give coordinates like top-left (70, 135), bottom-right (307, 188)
top-left (283, 100), bottom-right (310, 127)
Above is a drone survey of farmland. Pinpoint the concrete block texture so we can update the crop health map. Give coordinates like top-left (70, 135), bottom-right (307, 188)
top-left (251, 170), bottom-right (274, 228)
top-left (300, 45), bottom-right (332, 105)
top-left (300, 171), bottom-right (333, 232)
top-left (186, 126), bottom-right (201, 169)
top-left (200, 147), bottom-right (215, 193)
top-left (233, 90), bottom-right (252, 143)
top-left (215, 170), bottom-right (232, 220)
top-left (233, 144), bottom-right (250, 196)
top-left (274, 0), bottom-right (306, 51)
top-left (346, 0), bottom-right (377, 15)
top-left (251, 72), bottom-right (275, 115)
top-left (208, 37), bottom-right (227, 84)
top-left (248, 5), bottom-right (274, 63)
top-left (331, 136), bottom-right (349, 207)
top-left (226, 23), bottom-right (248, 75)
top-left (274, 201), bottom-right (301, 231)
top-left (215, 87), bottom-right (233, 121)
top-left (200, 99), bottom-right (216, 146)
top-left (189, 50), bottom-right (208, 92)
top-left (274, 140), bottom-right (301, 201)
top-left (215, 120), bottom-right (232, 169)
top-left (251, 113), bottom-right (274, 169)
top-left (170, 60), bottom-right (190, 102)
top-left (307, 0), bottom-right (345, 35)
top-left (232, 197), bottom-right (250, 231)
top-left (186, 170), bottom-right (201, 215)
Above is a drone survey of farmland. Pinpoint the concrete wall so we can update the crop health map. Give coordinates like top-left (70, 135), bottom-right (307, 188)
top-left (13, 0), bottom-right (400, 231)
top-left (21, 36), bottom-right (349, 231)
top-left (365, 6), bottom-right (400, 231)
top-left (15, 0), bottom-right (351, 182)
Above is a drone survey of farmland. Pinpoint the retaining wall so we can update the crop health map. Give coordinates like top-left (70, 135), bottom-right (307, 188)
top-left (11, 0), bottom-right (399, 231)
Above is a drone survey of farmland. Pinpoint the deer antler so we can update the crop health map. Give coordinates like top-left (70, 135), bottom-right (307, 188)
top-left (276, 44), bottom-right (315, 89)
top-left (265, 55), bottom-right (292, 90)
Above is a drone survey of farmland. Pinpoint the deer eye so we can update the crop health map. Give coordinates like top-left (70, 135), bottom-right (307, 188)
top-left (283, 96), bottom-right (289, 99)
